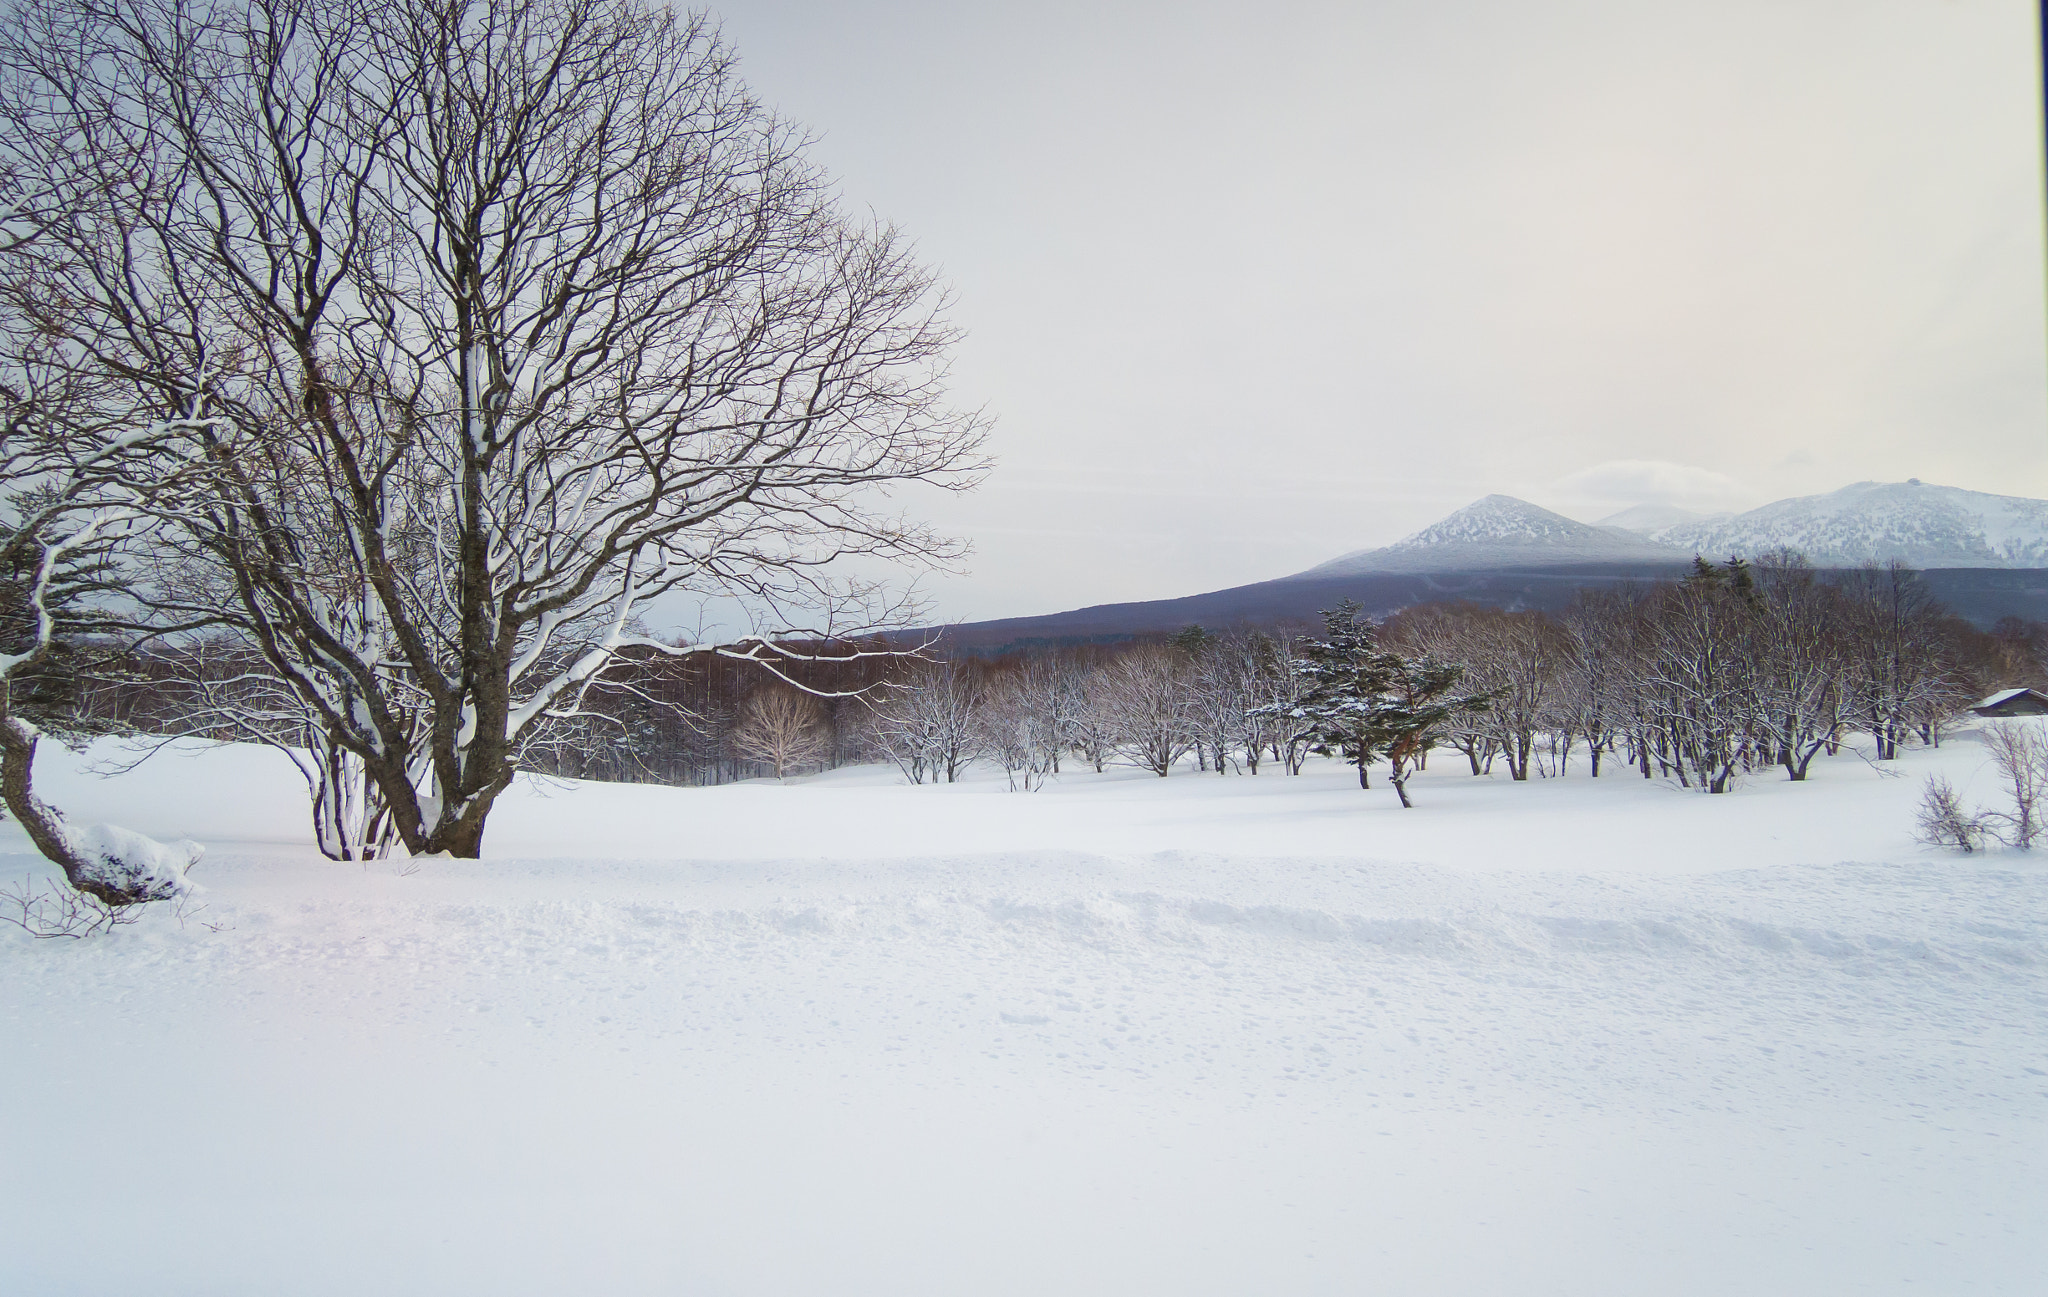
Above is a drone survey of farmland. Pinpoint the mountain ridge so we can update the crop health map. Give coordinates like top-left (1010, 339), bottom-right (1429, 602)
top-left (916, 479), bottom-right (2048, 653)
top-left (1295, 494), bottom-right (1688, 576)
top-left (1298, 479), bottom-right (2048, 577)
top-left (1631, 480), bottom-right (2048, 569)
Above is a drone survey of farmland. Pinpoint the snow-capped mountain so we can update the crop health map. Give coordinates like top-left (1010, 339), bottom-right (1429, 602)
top-left (1295, 494), bottom-right (1688, 576)
top-left (1638, 480), bottom-right (2048, 568)
top-left (1596, 502), bottom-right (1728, 534)
top-left (1292, 480), bottom-right (2048, 581)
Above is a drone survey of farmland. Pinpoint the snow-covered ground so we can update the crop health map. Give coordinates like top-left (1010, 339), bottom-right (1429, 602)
top-left (1, 735), bottom-right (2042, 1295)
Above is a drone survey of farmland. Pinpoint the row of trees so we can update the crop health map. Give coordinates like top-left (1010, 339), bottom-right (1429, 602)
top-left (81, 636), bottom-right (902, 857)
top-left (1383, 556), bottom-right (1992, 792)
top-left (54, 546), bottom-right (2042, 859)
top-left (842, 557), bottom-right (2036, 805)
top-left (859, 636), bottom-right (1313, 790)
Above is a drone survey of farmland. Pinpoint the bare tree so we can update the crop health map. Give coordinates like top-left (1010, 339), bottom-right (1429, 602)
top-left (977, 660), bottom-right (1062, 791)
top-left (1180, 630), bottom-right (1250, 776)
top-left (1390, 603), bottom-right (1558, 780)
top-left (1232, 631), bottom-right (1303, 774)
top-left (1555, 588), bottom-right (1638, 777)
top-left (1039, 654), bottom-right (1090, 776)
top-left (733, 685), bottom-right (828, 780)
top-left (1748, 554), bottom-right (1848, 782)
top-left (862, 660), bottom-right (982, 784)
top-left (1098, 646), bottom-right (1193, 777)
top-left (1640, 561), bottom-right (1763, 793)
top-left (1837, 562), bottom-right (1952, 761)
top-left (1064, 658), bottom-right (1121, 774)
top-left (0, 0), bottom-right (986, 856)
top-left (1980, 720), bottom-right (2048, 849)
top-left (126, 637), bottom-right (409, 860)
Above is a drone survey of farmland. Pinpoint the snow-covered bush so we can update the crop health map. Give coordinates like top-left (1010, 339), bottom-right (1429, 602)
top-left (1914, 775), bottom-right (1991, 854)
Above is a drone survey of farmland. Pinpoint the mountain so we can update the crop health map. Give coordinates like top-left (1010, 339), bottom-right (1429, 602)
top-left (1293, 494), bottom-right (1688, 577)
top-left (1647, 480), bottom-right (2048, 569)
top-left (921, 479), bottom-right (2048, 654)
top-left (1598, 502), bottom-right (1727, 534)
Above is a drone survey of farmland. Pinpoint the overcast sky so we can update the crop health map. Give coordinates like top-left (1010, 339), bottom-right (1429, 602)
top-left (702, 0), bottom-right (2048, 626)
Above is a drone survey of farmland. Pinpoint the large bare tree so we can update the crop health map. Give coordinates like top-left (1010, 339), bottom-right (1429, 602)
top-left (0, 0), bottom-right (986, 855)
top-left (732, 684), bottom-right (827, 780)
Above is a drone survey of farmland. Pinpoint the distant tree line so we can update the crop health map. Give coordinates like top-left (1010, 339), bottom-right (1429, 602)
top-left (80, 636), bottom-right (904, 857)
top-left (1377, 554), bottom-right (1996, 789)
top-left (62, 552), bottom-right (2048, 847)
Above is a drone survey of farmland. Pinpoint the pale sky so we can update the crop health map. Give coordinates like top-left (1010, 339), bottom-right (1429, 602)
top-left (703, 0), bottom-right (2048, 625)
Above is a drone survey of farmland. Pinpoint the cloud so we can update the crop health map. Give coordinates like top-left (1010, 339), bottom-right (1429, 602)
top-left (1551, 459), bottom-right (1749, 508)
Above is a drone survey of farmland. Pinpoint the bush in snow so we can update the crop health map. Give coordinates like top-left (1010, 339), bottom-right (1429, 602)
top-left (1979, 721), bottom-right (2048, 850)
top-left (0, 829), bottom-right (203, 939)
top-left (1914, 775), bottom-right (1991, 854)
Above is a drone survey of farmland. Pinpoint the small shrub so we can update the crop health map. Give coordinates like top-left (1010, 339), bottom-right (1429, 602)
top-left (0, 875), bottom-right (148, 938)
top-left (1980, 722), bottom-right (2048, 849)
top-left (1915, 775), bottom-right (1991, 854)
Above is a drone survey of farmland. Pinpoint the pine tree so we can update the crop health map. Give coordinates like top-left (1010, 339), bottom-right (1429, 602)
top-left (1254, 603), bottom-right (1487, 807)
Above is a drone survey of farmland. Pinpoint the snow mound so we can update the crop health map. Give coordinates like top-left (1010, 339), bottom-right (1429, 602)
top-left (1, 738), bottom-right (2042, 1294)
top-left (65, 822), bottom-right (203, 901)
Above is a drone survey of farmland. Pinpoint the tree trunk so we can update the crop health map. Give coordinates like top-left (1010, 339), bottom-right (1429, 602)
top-left (430, 813), bottom-right (489, 859)
top-left (0, 717), bottom-right (163, 905)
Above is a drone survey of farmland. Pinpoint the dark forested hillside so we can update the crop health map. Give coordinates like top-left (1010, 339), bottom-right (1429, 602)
top-left (925, 566), bottom-right (2048, 654)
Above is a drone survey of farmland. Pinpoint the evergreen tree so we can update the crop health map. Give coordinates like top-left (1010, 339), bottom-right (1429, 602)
top-left (1374, 653), bottom-right (1487, 808)
top-left (1255, 603), bottom-right (1487, 807)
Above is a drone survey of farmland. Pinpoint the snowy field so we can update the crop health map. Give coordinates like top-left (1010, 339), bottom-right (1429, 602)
top-left (1, 733), bottom-right (2042, 1296)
